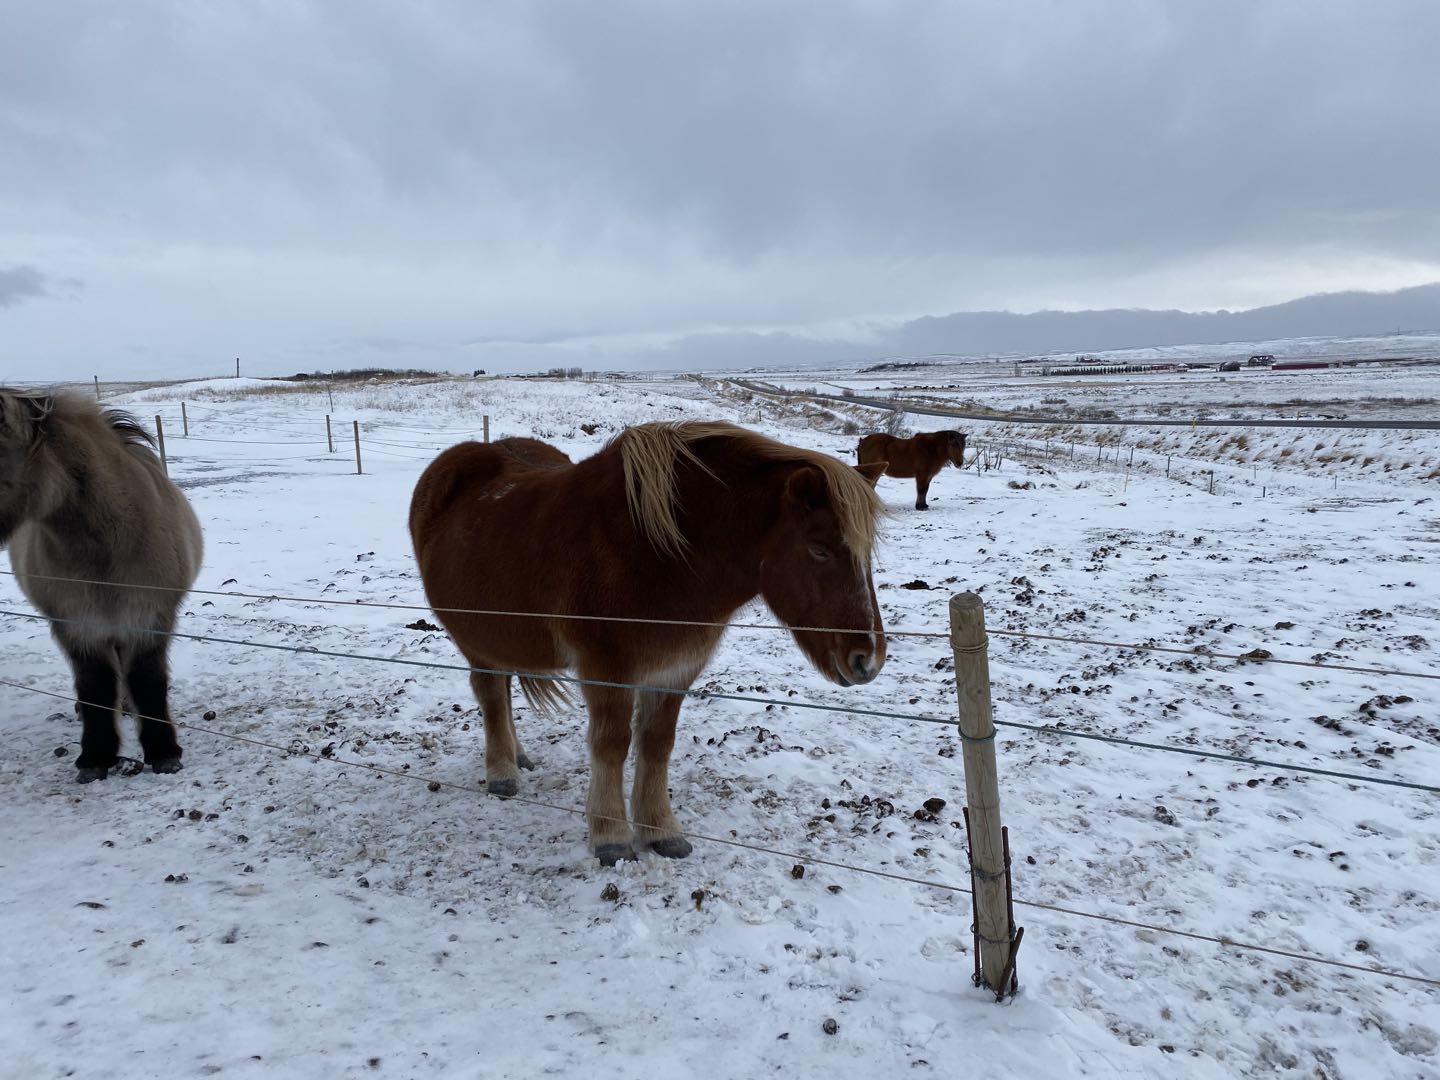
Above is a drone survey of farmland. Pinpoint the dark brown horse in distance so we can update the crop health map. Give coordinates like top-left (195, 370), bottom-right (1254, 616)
top-left (411, 420), bottom-right (888, 865)
top-left (856, 430), bottom-right (968, 510)
top-left (0, 389), bottom-right (203, 781)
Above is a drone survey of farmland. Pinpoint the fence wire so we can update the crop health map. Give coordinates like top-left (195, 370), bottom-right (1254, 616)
top-left (1, 604), bottom-right (1435, 796)
top-left (2, 568), bottom-right (1436, 685)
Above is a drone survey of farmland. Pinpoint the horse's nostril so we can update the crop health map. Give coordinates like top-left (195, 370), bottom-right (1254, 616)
top-left (848, 650), bottom-right (878, 684)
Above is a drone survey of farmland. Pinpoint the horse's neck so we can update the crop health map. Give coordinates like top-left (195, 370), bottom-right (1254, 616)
top-left (667, 459), bottom-right (778, 608)
top-left (32, 439), bottom-right (133, 542)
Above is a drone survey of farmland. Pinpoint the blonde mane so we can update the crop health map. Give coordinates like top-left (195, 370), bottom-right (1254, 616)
top-left (614, 421), bottom-right (882, 561)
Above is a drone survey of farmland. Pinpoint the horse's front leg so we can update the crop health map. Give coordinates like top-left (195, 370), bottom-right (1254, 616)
top-left (581, 682), bottom-right (636, 865)
top-left (65, 645), bottom-right (121, 782)
top-left (914, 471), bottom-right (933, 510)
top-left (632, 687), bottom-right (692, 859)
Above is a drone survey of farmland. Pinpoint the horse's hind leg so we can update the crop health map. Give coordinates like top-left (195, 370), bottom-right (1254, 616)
top-left (631, 687), bottom-right (692, 859)
top-left (470, 672), bottom-right (529, 797)
top-left (125, 643), bottom-right (183, 774)
top-left (582, 683), bottom-right (636, 865)
top-left (65, 646), bottom-right (122, 783)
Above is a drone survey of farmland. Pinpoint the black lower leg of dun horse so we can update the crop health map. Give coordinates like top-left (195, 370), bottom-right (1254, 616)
top-left (915, 478), bottom-right (931, 510)
top-left (70, 653), bottom-right (121, 782)
top-left (127, 645), bottom-right (183, 774)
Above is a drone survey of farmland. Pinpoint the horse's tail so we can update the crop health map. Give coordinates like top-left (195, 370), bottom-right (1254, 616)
top-left (519, 675), bottom-right (572, 716)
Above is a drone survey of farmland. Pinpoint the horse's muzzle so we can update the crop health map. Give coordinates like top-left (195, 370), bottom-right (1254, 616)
top-left (839, 645), bottom-right (883, 686)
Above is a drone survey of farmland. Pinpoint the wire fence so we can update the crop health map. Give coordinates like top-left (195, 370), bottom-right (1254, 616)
top-left (3, 393), bottom-right (1437, 994)
top-left (1, 671), bottom-right (1434, 992)
top-left (1, 589), bottom-right (1436, 799)
top-left (2, 568), bottom-right (1436, 681)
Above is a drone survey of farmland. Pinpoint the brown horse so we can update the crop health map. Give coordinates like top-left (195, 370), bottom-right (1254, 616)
top-left (0, 389), bottom-right (203, 781)
top-left (411, 420), bottom-right (889, 865)
top-left (856, 430), bottom-right (968, 510)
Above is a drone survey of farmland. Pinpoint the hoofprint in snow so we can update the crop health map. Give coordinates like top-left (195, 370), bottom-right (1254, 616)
top-left (1, 370), bottom-right (1436, 1080)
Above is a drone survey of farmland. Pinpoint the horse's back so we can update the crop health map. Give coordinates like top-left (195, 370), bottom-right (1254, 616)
top-left (10, 414), bottom-right (201, 635)
top-left (411, 437), bottom-right (582, 671)
top-left (410, 438), bottom-right (571, 555)
top-left (858, 432), bottom-right (924, 477)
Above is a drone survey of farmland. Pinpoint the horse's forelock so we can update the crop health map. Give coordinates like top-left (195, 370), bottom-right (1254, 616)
top-left (617, 421), bottom-right (882, 562)
top-left (0, 389), bottom-right (52, 443)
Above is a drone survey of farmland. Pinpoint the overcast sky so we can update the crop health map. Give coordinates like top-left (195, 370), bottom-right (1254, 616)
top-left (4, 1), bottom-right (1438, 379)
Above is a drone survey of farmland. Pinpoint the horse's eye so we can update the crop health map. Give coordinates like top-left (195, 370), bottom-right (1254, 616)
top-left (808, 544), bottom-right (832, 562)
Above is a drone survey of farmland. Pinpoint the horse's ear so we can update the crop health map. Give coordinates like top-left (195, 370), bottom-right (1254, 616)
top-left (854, 461), bottom-right (886, 487)
top-left (783, 464), bottom-right (829, 510)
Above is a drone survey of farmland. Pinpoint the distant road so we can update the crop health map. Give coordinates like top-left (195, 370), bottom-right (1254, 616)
top-left (727, 380), bottom-right (1440, 431)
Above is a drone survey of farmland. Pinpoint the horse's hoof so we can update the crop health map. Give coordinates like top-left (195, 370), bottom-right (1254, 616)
top-left (594, 843), bottom-right (637, 867)
top-left (916, 504), bottom-right (929, 511)
top-left (487, 777), bottom-right (518, 798)
top-left (149, 757), bottom-right (183, 775)
top-left (516, 753), bottom-right (536, 772)
top-left (76, 766), bottom-right (108, 783)
top-left (649, 836), bottom-right (693, 860)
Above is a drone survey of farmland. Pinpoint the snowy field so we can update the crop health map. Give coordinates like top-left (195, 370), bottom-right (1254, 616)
top-left (2, 367), bottom-right (1438, 1079)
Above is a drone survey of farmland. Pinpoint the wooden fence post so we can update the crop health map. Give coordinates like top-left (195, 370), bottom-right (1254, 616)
top-left (949, 592), bottom-right (1018, 995)
top-left (94, 376), bottom-right (101, 400)
top-left (483, 414), bottom-right (490, 443)
top-left (181, 402), bottom-right (189, 437)
top-left (326, 414), bottom-right (334, 453)
top-left (154, 415), bottom-right (168, 476)
top-left (353, 421), bottom-right (362, 475)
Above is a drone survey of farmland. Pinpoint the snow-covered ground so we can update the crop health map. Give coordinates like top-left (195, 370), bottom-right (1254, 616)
top-left (2, 370), bottom-right (1437, 1079)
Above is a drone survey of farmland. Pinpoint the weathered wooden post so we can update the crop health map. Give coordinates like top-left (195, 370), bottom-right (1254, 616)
top-left (1207, 469), bottom-right (1215, 495)
top-left (353, 420), bottom-right (362, 475)
top-left (154, 415), bottom-right (168, 476)
top-left (93, 376), bottom-right (101, 400)
top-left (181, 402), bottom-right (189, 437)
top-left (326, 414), bottom-right (334, 453)
top-left (483, 414), bottom-right (490, 443)
top-left (949, 592), bottom-right (1020, 997)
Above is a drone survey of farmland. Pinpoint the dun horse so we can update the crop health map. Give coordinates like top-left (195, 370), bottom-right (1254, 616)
top-left (0, 390), bottom-right (203, 781)
top-left (856, 430), bottom-right (968, 510)
top-left (411, 420), bottom-right (889, 865)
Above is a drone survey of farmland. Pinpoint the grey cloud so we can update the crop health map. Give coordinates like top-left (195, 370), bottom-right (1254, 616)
top-left (1, 2), bottom-right (1437, 378)
top-left (6, 1), bottom-right (1437, 264)
top-left (0, 266), bottom-right (57, 309)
